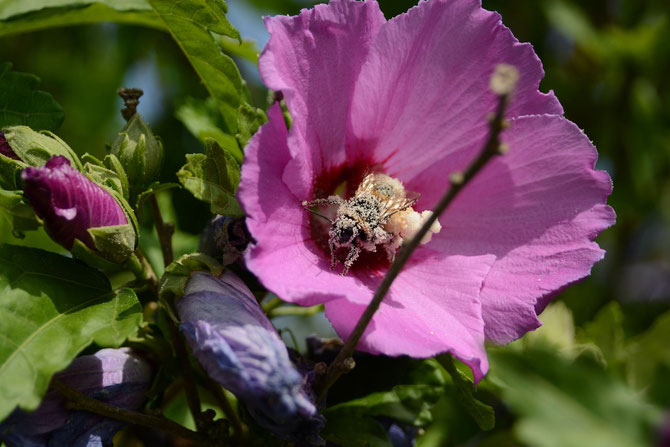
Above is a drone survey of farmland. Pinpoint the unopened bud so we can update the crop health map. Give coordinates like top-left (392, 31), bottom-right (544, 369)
top-left (490, 63), bottom-right (520, 96)
top-left (450, 171), bottom-right (465, 185)
top-left (110, 113), bottom-right (164, 201)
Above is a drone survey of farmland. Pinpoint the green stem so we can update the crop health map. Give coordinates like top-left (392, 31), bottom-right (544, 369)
top-left (261, 296), bottom-right (283, 314)
top-left (316, 91), bottom-right (512, 400)
top-left (51, 378), bottom-right (205, 443)
top-left (148, 192), bottom-right (205, 431)
top-left (268, 304), bottom-right (324, 318)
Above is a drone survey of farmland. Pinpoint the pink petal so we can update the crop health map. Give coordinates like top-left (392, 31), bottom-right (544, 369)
top-left (259, 0), bottom-right (386, 177)
top-left (324, 248), bottom-right (491, 383)
top-left (429, 114), bottom-right (615, 344)
top-left (349, 0), bottom-right (562, 180)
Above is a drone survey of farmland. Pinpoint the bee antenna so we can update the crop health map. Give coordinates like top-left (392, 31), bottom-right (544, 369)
top-left (304, 207), bottom-right (334, 224)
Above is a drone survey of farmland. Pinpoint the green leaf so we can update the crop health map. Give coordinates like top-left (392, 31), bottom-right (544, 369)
top-left (519, 301), bottom-right (576, 357)
top-left (322, 413), bottom-right (393, 447)
top-left (0, 0), bottom-right (152, 20)
top-left (159, 252), bottom-right (222, 304)
top-left (578, 301), bottom-right (625, 368)
top-left (3, 126), bottom-right (81, 169)
top-left (0, 3), bottom-right (162, 37)
top-left (489, 348), bottom-right (662, 447)
top-left (0, 245), bottom-right (142, 420)
top-left (436, 354), bottom-right (495, 431)
top-left (624, 310), bottom-right (670, 390)
top-left (324, 359), bottom-right (447, 447)
top-left (0, 63), bottom-right (64, 131)
top-left (0, 189), bottom-right (40, 236)
top-left (146, 0), bottom-right (243, 135)
top-left (219, 36), bottom-right (260, 64)
top-left (175, 97), bottom-right (242, 162)
top-left (236, 102), bottom-right (266, 152)
top-left (326, 383), bottom-right (445, 427)
top-left (177, 139), bottom-right (242, 215)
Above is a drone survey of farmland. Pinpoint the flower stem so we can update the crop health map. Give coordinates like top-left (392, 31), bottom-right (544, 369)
top-left (268, 304), bottom-right (324, 318)
top-left (317, 91), bottom-right (512, 400)
top-left (51, 378), bottom-right (206, 444)
top-left (150, 193), bottom-right (174, 266)
top-left (148, 193), bottom-right (205, 431)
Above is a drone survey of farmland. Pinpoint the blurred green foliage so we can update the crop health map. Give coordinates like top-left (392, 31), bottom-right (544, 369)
top-left (0, 0), bottom-right (668, 445)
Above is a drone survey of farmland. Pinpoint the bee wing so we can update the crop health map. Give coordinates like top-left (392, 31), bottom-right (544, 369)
top-left (381, 194), bottom-right (419, 220)
top-left (355, 172), bottom-right (377, 195)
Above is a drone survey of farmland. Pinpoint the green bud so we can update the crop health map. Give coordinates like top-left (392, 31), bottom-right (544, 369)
top-left (110, 113), bottom-right (164, 200)
top-left (2, 126), bottom-right (81, 168)
top-left (0, 126), bottom-right (81, 189)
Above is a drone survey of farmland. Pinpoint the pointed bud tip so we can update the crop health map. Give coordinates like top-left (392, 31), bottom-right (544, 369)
top-left (490, 63), bottom-right (520, 96)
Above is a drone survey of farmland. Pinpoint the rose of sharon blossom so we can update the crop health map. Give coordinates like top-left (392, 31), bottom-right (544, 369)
top-left (237, 0), bottom-right (615, 382)
top-left (21, 156), bottom-right (128, 251)
top-left (177, 271), bottom-right (324, 444)
top-left (0, 348), bottom-right (151, 447)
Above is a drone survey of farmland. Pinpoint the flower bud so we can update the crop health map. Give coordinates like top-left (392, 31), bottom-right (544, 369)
top-left (0, 131), bottom-right (19, 160)
top-left (110, 113), bottom-right (164, 199)
top-left (177, 271), bottom-right (324, 444)
top-left (0, 348), bottom-right (152, 447)
top-left (21, 156), bottom-right (136, 263)
top-left (199, 215), bottom-right (252, 266)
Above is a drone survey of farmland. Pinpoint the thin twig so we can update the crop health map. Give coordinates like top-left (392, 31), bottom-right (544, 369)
top-left (51, 378), bottom-right (205, 443)
top-left (317, 89), bottom-right (512, 400)
top-left (150, 194), bottom-right (175, 266)
top-left (168, 320), bottom-right (206, 431)
top-left (149, 193), bottom-right (206, 431)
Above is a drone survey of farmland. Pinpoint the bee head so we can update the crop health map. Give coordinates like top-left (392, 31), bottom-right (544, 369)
top-left (331, 218), bottom-right (358, 246)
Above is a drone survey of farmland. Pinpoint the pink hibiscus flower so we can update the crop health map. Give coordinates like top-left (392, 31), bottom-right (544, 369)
top-left (237, 0), bottom-right (615, 382)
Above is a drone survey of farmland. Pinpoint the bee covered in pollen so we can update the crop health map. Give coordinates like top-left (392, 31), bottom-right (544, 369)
top-left (302, 172), bottom-right (442, 275)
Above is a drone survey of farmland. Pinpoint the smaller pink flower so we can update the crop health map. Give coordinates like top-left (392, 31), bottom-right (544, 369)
top-left (238, 0), bottom-right (615, 382)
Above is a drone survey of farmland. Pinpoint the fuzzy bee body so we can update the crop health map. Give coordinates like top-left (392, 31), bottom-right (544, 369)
top-left (303, 173), bottom-right (418, 275)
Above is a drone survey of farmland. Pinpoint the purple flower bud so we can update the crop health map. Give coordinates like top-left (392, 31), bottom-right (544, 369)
top-left (21, 156), bottom-right (128, 250)
top-left (177, 271), bottom-right (325, 444)
top-left (199, 215), bottom-right (252, 266)
top-left (0, 348), bottom-right (152, 447)
top-left (0, 131), bottom-right (19, 160)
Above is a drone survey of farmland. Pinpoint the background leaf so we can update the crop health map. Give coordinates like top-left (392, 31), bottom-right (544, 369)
top-left (0, 245), bottom-right (142, 420)
top-left (0, 190), bottom-right (40, 236)
top-left (437, 354), bottom-right (495, 431)
top-left (175, 97), bottom-right (241, 161)
top-left (0, 63), bottom-right (64, 131)
top-left (488, 348), bottom-right (662, 447)
top-left (177, 139), bottom-right (242, 215)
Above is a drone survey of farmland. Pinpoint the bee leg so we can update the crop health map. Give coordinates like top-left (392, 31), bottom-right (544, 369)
top-left (385, 235), bottom-right (401, 263)
top-left (302, 196), bottom-right (345, 208)
top-left (329, 239), bottom-right (339, 270)
top-left (341, 246), bottom-right (361, 276)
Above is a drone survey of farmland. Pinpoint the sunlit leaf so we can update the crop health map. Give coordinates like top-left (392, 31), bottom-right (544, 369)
top-left (146, 0), bottom-right (243, 136)
top-left (0, 245), bottom-right (142, 420)
top-left (177, 139), bottom-right (242, 216)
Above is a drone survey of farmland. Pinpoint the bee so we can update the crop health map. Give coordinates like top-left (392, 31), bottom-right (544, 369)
top-left (302, 172), bottom-right (419, 275)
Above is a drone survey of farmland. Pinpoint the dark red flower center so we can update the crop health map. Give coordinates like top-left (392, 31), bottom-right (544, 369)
top-left (308, 159), bottom-right (393, 274)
